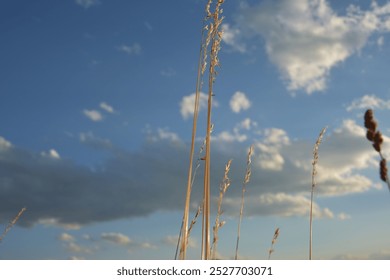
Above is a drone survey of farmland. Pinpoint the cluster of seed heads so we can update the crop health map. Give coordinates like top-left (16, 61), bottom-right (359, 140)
top-left (364, 109), bottom-right (387, 183)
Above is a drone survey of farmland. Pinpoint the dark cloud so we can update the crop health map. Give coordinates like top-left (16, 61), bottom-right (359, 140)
top-left (0, 119), bottom-right (381, 228)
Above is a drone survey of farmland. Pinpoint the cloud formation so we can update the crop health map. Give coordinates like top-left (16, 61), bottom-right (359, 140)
top-left (0, 117), bottom-right (382, 228)
top-left (75, 0), bottom-right (100, 9)
top-left (346, 94), bottom-right (390, 111)
top-left (100, 102), bottom-right (115, 114)
top-left (230, 91), bottom-right (251, 113)
top-left (101, 232), bottom-right (132, 245)
top-left (229, 0), bottom-right (390, 94)
top-left (118, 44), bottom-right (141, 55)
top-left (180, 92), bottom-right (218, 119)
top-left (221, 23), bottom-right (246, 53)
top-left (83, 109), bottom-right (103, 122)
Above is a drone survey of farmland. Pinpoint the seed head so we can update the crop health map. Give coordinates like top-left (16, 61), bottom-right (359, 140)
top-left (380, 159), bottom-right (388, 182)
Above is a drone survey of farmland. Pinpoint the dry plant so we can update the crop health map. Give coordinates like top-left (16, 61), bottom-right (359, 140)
top-left (175, 127), bottom-right (213, 259)
top-left (0, 207), bottom-right (26, 243)
top-left (309, 127), bottom-right (326, 260)
top-left (211, 159), bottom-right (232, 259)
top-left (268, 227), bottom-right (280, 260)
top-left (364, 109), bottom-right (390, 191)
top-left (235, 145), bottom-right (254, 260)
top-left (180, 0), bottom-right (225, 260)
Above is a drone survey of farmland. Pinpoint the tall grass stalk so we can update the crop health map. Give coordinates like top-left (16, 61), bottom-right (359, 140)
top-left (179, 0), bottom-right (214, 260)
top-left (0, 207), bottom-right (26, 243)
top-left (268, 227), bottom-right (280, 260)
top-left (211, 159), bottom-right (232, 259)
top-left (201, 0), bottom-right (224, 260)
top-left (235, 145), bottom-right (254, 260)
top-left (309, 127), bottom-right (326, 260)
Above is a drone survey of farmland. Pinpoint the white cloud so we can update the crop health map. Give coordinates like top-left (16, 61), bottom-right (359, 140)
top-left (100, 102), bottom-right (115, 114)
top-left (83, 109), bottom-right (103, 122)
top-left (163, 235), bottom-right (196, 249)
top-left (254, 128), bottom-right (290, 171)
top-left (0, 136), bottom-right (12, 150)
top-left (237, 118), bottom-right (257, 130)
top-left (41, 149), bottom-right (61, 159)
top-left (221, 23), bottom-right (246, 53)
top-left (66, 242), bottom-right (92, 254)
top-left (59, 233), bottom-right (75, 242)
top-left (234, 0), bottom-right (390, 94)
top-left (230, 91), bottom-right (251, 113)
top-left (224, 192), bottom-right (334, 218)
top-left (118, 43), bottom-right (141, 55)
top-left (213, 130), bottom-right (247, 143)
top-left (346, 94), bottom-right (390, 111)
top-left (75, 0), bottom-right (100, 9)
top-left (337, 212), bottom-right (351, 220)
top-left (101, 232), bottom-right (132, 245)
top-left (180, 92), bottom-right (218, 119)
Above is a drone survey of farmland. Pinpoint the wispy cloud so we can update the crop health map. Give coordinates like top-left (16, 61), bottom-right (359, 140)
top-left (101, 232), bottom-right (132, 245)
top-left (75, 0), bottom-right (100, 9)
top-left (117, 43), bottom-right (141, 55)
top-left (230, 91), bottom-right (251, 113)
top-left (221, 23), bottom-right (246, 53)
top-left (83, 109), bottom-right (103, 122)
top-left (41, 149), bottom-right (61, 159)
top-left (160, 68), bottom-right (176, 77)
top-left (229, 0), bottom-right (390, 94)
top-left (59, 233), bottom-right (75, 242)
top-left (99, 102), bottom-right (115, 114)
top-left (346, 94), bottom-right (390, 111)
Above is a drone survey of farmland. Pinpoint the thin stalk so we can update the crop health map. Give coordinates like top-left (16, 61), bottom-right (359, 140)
top-left (179, 4), bottom-right (210, 260)
top-left (309, 127), bottom-right (326, 260)
top-left (211, 159), bottom-right (232, 259)
top-left (268, 227), bottom-right (280, 260)
top-left (0, 207), bottom-right (26, 243)
top-left (201, 0), bottom-right (224, 260)
top-left (235, 145), bottom-right (253, 260)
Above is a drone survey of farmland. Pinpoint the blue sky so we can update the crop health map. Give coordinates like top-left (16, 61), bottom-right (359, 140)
top-left (1, 0), bottom-right (390, 260)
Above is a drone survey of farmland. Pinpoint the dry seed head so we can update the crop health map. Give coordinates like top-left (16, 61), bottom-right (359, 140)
top-left (366, 130), bottom-right (375, 142)
top-left (374, 131), bottom-right (384, 145)
top-left (272, 228), bottom-right (280, 245)
top-left (364, 109), bottom-right (374, 123)
top-left (380, 159), bottom-right (388, 182)
top-left (244, 145), bottom-right (254, 184)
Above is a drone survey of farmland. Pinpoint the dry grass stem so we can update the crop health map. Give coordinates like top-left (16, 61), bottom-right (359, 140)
top-left (235, 145), bottom-right (254, 260)
top-left (0, 207), bottom-right (26, 243)
top-left (201, 0), bottom-right (224, 260)
top-left (268, 227), bottom-right (280, 260)
top-left (211, 159), bottom-right (232, 259)
top-left (180, 0), bottom-right (223, 260)
top-left (364, 109), bottom-right (390, 191)
top-left (309, 127), bottom-right (326, 260)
